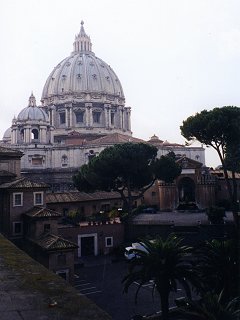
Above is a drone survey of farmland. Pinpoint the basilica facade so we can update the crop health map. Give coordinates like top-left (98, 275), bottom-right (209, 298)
top-left (1, 22), bottom-right (205, 191)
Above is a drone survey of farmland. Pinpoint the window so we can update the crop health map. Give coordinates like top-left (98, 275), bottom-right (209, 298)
top-left (20, 129), bottom-right (24, 141)
top-left (13, 222), bottom-right (23, 235)
top-left (93, 112), bottom-right (101, 123)
top-left (105, 237), bottom-right (113, 248)
top-left (56, 269), bottom-right (69, 281)
top-left (13, 193), bottom-right (23, 207)
top-left (32, 157), bottom-right (43, 166)
top-left (101, 204), bottom-right (110, 212)
top-left (152, 191), bottom-right (156, 198)
top-left (61, 155), bottom-right (68, 167)
top-left (31, 129), bottom-right (39, 140)
top-left (88, 150), bottom-right (96, 162)
top-left (111, 112), bottom-right (115, 125)
top-left (44, 223), bottom-right (50, 233)
top-left (34, 192), bottom-right (43, 205)
top-left (59, 112), bottom-right (66, 124)
top-left (63, 208), bottom-right (69, 216)
top-left (75, 112), bottom-right (84, 123)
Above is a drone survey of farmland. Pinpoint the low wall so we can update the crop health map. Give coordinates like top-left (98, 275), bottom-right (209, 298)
top-left (0, 234), bottom-right (111, 320)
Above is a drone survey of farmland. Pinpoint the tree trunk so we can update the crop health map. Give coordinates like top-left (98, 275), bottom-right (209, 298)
top-left (215, 148), bottom-right (238, 226)
top-left (157, 284), bottom-right (170, 320)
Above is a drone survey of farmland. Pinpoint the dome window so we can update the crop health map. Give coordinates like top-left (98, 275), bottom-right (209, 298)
top-left (77, 74), bottom-right (82, 79)
top-left (31, 129), bottom-right (39, 141)
top-left (62, 75), bottom-right (66, 80)
top-left (106, 76), bottom-right (110, 81)
top-left (92, 74), bottom-right (97, 80)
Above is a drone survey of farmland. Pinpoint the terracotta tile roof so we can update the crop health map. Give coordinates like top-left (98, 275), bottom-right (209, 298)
top-left (88, 133), bottom-right (145, 145)
top-left (46, 191), bottom-right (121, 203)
top-left (211, 170), bottom-right (240, 179)
top-left (0, 178), bottom-right (49, 189)
top-left (24, 206), bottom-right (62, 218)
top-left (34, 234), bottom-right (78, 251)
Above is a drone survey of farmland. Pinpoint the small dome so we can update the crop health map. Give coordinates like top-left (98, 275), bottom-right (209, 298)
top-left (3, 127), bottom-right (11, 139)
top-left (17, 93), bottom-right (49, 122)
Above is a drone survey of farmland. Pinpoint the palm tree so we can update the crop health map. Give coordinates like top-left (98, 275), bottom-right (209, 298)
top-left (176, 292), bottom-right (240, 320)
top-left (194, 239), bottom-right (238, 302)
top-left (122, 234), bottom-right (198, 320)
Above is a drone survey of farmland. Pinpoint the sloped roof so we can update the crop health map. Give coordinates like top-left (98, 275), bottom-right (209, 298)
top-left (0, 170), bottom-right (16, 177)
top-left (0, 178), bottom-right (49, 189)
top-left (33, 234), bottom-right (78, 251)
top-left (0, 146), bottom-right (23, 157)
top-left (24, 206), bottom-right (62, 218)
top-left (176, 156), bottom-right (203, 168)
top-left (46, 191), bottom-right (121, 203)
top-left (89, 133), bottom-right (144, 145)
top-left (211, 169), bottom-right (240, 179)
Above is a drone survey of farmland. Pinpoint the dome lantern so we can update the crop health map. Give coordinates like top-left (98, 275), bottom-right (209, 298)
top-left (28, 92), bottom-right (37, 107)
top-left (73, 21), bottom-right (92, 53)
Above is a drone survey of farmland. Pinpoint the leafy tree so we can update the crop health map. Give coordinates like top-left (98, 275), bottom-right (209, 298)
top-left (180, 106), bottom-right (240, 224)
top-left (73, 143), bottom-right (181, 214)
top-left (122, 235), bottom-right (198, 320)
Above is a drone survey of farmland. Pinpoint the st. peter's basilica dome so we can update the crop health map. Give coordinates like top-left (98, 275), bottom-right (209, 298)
top-left (41, 21), bottom-right (125, 106)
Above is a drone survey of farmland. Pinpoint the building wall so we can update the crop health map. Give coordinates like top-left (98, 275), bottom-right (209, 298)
top-left (48, 250), bottom-right (75, 284)
top-left (25, 218), bottom-right (59, 239)
top-left (47, 198), bottom-right (123, 217)
top-left (1, 189), bottom-right (46, 238)
top-left (58, 222), bottom-right (124, 257)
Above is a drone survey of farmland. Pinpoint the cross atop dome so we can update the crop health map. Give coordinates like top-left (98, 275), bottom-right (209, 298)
top-left (73, 21), bottom-right (92, 53)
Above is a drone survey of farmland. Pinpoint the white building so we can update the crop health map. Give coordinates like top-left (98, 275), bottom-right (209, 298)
top-left (1, 22), bottom-right (205, 191)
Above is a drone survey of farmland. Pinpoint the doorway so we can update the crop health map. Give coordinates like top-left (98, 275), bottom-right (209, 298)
top-left (177, 177), bottom-right (198, 210)
top-left (78, 233), bottom-right (98, 257)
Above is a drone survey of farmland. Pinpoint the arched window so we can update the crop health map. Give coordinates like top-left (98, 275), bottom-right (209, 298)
top-left (178, 177), bottom-right (196, 203)
top-left (31, 129), bottom-right (39, 140)
top-left (20, 129), bottom-right (24, 141)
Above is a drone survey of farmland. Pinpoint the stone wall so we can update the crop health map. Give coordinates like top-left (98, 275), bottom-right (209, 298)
top-left (0, 233), bottom-right (111, 319)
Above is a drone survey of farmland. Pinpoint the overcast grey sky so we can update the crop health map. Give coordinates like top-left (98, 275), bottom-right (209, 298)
top-left (1, 0), bottom-right (240, 167)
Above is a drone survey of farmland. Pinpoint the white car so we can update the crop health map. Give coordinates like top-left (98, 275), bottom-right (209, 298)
top-left (124, 243), bottom-right (148, 260)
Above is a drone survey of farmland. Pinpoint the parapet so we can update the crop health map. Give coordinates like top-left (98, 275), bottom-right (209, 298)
top-left (0, 234), bottom-right (111, 320)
